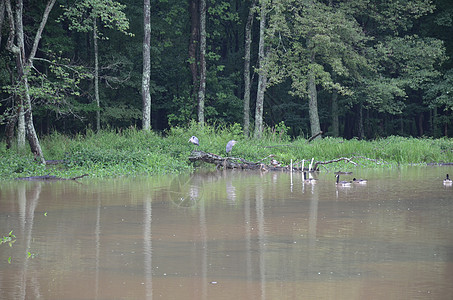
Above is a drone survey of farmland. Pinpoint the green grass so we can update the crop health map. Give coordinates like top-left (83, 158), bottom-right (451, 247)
top-left (0, 123), bottom-right (452, 180)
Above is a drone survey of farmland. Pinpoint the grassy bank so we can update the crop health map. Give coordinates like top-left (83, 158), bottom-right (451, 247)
top-left (0, 123), bottom-right (452, 180)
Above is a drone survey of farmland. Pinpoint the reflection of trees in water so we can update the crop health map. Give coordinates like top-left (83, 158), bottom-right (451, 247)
top-left (2, 182), bottom-right (43, 299)
top-left (143, 199), bottom-right (153, 298)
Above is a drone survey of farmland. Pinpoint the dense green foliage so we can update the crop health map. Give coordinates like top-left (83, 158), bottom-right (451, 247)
top-left (0, 0), bottom-right (453, 140)
top-left (0, 124), bottom-right (452, 180)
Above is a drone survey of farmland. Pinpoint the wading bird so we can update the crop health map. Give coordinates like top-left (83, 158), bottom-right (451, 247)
top-left (189, 136), bottom-right (199, 146)
top-left (226, 140), bottom-right (237, 155)
top-left (444, 174), bottom-right (452, 185)
top-left (336, 174), bottom-right (351, 187)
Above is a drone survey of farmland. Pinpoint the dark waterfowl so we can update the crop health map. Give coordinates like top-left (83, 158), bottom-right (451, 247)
top-left (303, 172), bottom-right (317, 184)
top-left (352, 178), bottom-right (367, 184)
top-left (335, 174), bottom-right (351, 187)
top-left (444, 174), bottom-right (452, 185)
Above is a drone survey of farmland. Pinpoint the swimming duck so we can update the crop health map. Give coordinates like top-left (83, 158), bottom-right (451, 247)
top-left (443, 174), bottom-right (452, 185)
top-left (352, 178), bottom-right (367, 184)
top-left (335, 174), bottom-right (351, 187)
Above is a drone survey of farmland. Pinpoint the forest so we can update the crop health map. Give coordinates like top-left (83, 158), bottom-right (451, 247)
top-left (1, 0), bottom-right (453, 162)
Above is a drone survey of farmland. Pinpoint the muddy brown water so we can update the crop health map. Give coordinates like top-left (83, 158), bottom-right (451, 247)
top-left (0, 166), bottom-right (452, 299)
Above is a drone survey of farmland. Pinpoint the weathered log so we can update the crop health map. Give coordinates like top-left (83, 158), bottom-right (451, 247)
top-left (16, 174), bottom-right (88, 181)
top-left (189, 150), bottom-right (262, 169)
top-left (189, 151), bottom-right (309, 171)
top-left (45, 159), bottom-right (68, 165)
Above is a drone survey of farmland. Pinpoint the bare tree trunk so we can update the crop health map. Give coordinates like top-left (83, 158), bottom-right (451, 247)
top-left (358, 104), bottom-right (364, 139)
top-left (308, 66), bottom-right (321, 139)
top-left (331, 90), bottom-right (339, 137)
top-left (23, 76), bottom-right (45, 163)
top-left (189, 0), bottom-right (199, 105)
top-left (6, 0), bottom-right (25, 149)
top-left (254, 0), bottom-right (267, 139)
top-left (5, 0), bottom-right (54, 163)
top-left (418, 113), bottom-right (424, 136)
top-left (17, 97), bottom-right (25, 149)
top-left (0, 0), bottom-right (5, 47)
top-left (5, 110), bottom-right (17, 149)
top-left (243, 0), bottom-right (255, 137)
top-left (93, 18), bottom-right (100, 131)
top-left (142, 0), bottom-right (151, 130)
top-left (197, 0), bottom-right (206, 124)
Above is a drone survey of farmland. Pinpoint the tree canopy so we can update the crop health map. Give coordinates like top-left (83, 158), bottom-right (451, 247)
top-left (1, 0), bottom-right (452, 141)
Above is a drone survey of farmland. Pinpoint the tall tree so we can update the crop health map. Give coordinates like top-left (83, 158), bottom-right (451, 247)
top-left (4, 0), bottom-right (57, 163)
top-left (142, 0), bottom-right (151, 130)
top-left (189, 0), bottom-right (199, 111)
top-left (266, 0), bottom-right (369, 139)
top-left (0, 0), bottom-right (5, 48)
top-left (197, 0), bottom-right (206, 124)
top-left (3, 0), bottom-right (25, 149)
top-left (62, 0), bottom-right (133, 131)
top-left (243, 0), bottom-right (256, 137)
top-left (254, 0), bottom-right (268, 139)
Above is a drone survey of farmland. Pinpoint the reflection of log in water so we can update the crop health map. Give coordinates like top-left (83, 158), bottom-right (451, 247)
top-left (168, 174), bottom-right (203, 207)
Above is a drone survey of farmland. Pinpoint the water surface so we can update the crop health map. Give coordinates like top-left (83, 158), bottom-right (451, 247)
top-left (0, 167), bottom-right (452, 299)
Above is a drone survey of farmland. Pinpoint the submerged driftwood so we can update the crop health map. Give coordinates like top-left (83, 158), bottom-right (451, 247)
top-left (16, 174), bottom-right (88, 181)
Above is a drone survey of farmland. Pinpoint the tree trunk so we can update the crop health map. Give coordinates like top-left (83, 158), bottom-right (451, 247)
top-left (23, 75), bottom-right (45, 163)
top-left (189, 0), bottom-right (199, 105)
top-left (358, 104), bottom-right (364, 139)
top-left (93, 18), bottom-right (100, 132)
top-left (431, 107), bottom-right (437, 136)
top-left (5, 109), bottom-right (17, 149)
top-left (243, 0), bottom-right (255, 137)
top-left (11, 0), bottom-right (26, 149)
top-left (308, 67), bottom-right (321, 139)
top-left (197, 0), bottom-right (206, 124)
top-left (17, 96), bottom-right (25, 149)
top-left (142, 0), bottom-right (151, 130)
top-left (331, 90), bottom-right (339, 137)
top-left (254, 0), bottom-right (267, 139)
top-left (7, 0), bottom-right (54, 163)
top-left (418, 113), bottom-right (424, 136)
top-left (0, 0), bottom-right (5, 47)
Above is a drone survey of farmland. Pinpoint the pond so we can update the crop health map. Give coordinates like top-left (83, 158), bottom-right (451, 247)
top-left (0, 166), bottom-right (452, 299)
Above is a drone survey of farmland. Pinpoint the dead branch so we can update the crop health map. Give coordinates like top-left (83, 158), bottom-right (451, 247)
top-left (313, 157), bottom-right (357, 170)
top-left (307, 131), bottom-right (323, 143)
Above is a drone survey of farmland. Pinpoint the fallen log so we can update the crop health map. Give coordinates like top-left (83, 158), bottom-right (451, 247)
top-left (189, 151), bottom-right (310, 171)
top-left (16, 174), bottom-right (89, 181)
top-left (189, 151), bottom-right (382, 172)
top-left (189, 150), bottom-right (263, 170)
